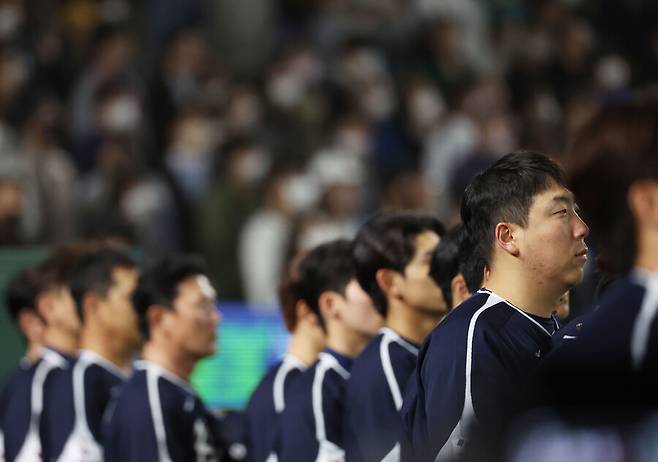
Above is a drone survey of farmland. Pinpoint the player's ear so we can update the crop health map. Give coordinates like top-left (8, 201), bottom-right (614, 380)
top-left (450, 273), bottom-right (470, 308)
top-left (82, 292), bottom-right (99, 319)
top-left (17, 309), bottom-right (45, 344)
top-left (296, 300), bottom-right (318, 325)
top-left (146, 305), bottom-right (168, 333)
top-left (628, 180), bottom-right (658, 228)
top-left (318, 291), bottom-right (340, 322)
top-left (376, 268), bottom-right (402, 298)
top-left (494, 222), bottom-right (519, 257)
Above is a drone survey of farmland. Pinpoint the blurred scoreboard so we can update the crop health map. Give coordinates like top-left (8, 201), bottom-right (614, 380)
top-left (190, 302), bottom-right (289, 410)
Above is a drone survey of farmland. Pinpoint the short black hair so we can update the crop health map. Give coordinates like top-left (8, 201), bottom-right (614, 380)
top-left (353, 211), bottom-right (444, 317)
top-left (133, 254), bottom-right (208, 340)
top-left (461, 150), bottom-right (566, 269)
top-left (69, 247), bottom-right (135, 321)
top-left (294, 239), bottom-right (355, 330)
top-left (429, 225), bottom-right (463, 308)
top-left (458, 230), bottom-right (486, 293)
top-left (6, 268), bottom-right (40, 322)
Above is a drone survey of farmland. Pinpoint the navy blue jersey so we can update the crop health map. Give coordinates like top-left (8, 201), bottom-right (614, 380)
top-left (540, 271), bottom-right (658, 414)
top-left (343, 328), bottom-right (419, 462)
top-left (402, 289), bottom-right (556, 461)
top-left (244, 355), bottom-right (306, 462)
top-left (103, 360), bottom-right (221, 462)
top-left (0, 348), bottom-right (71, 462)
top-left (40, 349), bottom-right (128, 462)
top-left (278, 349), bottom-right (353, 462)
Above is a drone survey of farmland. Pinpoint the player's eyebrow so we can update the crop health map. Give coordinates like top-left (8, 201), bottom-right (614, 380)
top-left (552, 192), bottom-right (575, 206)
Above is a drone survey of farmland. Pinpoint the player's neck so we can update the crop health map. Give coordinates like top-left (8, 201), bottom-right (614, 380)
top-left (326, 322), bottom-right (370, 359)
top-left (634, 230), bottom-right (658, 275)
top-left (25, 343), bottom-right (43, 364)
top-left (44, 328), bottom-right (78, 355)
top-left (287, 331), bottom-right (322, 367)
top-left (386, 300), bottom-right (441, 345)
top-left (486, 268), bottom-right (558, 318)
top-left (142, 342), bottom-right (195, 382)
top-left (80, 329), bottom-right (133, 371)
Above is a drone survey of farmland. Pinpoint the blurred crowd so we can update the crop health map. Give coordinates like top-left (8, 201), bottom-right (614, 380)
top-left (0, 0), bottom-right (656, 304)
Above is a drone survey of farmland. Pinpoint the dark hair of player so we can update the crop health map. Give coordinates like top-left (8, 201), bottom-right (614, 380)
top-left (278, 252), bottom-right (307, 333)
top-left (6, 268), bottom-right (40, 322)
top-left (133, 254), bottom-right (208, 340)
top-left (68, 247), bottom-right (135, 321)
top-left (461, 150), bottom-right (566, 269)
top-left (429, 225), bottom-right (462, 308)
top-left (293, 239), bottom-right (355, 331)
top-left (568, 94), bottom-right (658, 275)
top-left (353, 211), bottom-right (444, 317)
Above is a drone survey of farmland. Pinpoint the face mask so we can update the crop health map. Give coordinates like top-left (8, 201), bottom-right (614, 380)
top-left (100, 95), bottom-right (142, 134)
top-left (267, 73), bottom-right (305, 109)
top-left (361, 83), bottom-right (395, 121)
top-left (232, 148), bottom-right (271, 184)
top-left (595, 55), bottom-right (630, 91)
top-left (280, 174), bottom-right (321, 212)
top-left (335, 129), bottom-right (371, 158)
top-left (410, 87), bottom-right (445, 129)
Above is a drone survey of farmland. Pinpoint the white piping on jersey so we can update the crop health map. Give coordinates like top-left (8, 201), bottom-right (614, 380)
top-left (435, 292), bottom-right (504, 462)
top-left (379, 328), bottom-right (419, 411)
top-left (273, 354), bottom-right (307, 413)
top-left (477, 289), bottom-right (553, 337)
top-left (78, 349), bottom-right (130, 379)
top-left (14, 349), bottom-right (68, 462)
top-left (145, 364), bottom-right (174, 462)
top-left (630, 269), bottom-right (658, 370)
top-left (135, 360), bottom-right (196, 395)
top-left (312, 352), bottom-right (350, 446)
top-left (562, 335), bottom-right (577, 340)
top-left (380, 443), bottom-right (400, 462)
top-left (56, 350), bottom-right (122, 461)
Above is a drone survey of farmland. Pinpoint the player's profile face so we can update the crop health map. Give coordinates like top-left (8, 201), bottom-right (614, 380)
top-left (98, 267), bottom-right (140, 353)
top-left (400, 231), bottom-right (447, 313)
top-left (339, 278), bottom-right (382, 338)
top-left (169, 275), bottom-right (221, 359)
top-left (516, 181), bottom-right (589, 292)
top-left (45, 285), bottom-right (80, 337)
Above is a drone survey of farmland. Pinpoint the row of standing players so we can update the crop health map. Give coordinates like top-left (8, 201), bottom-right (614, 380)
top-left (2, 93), bottom-right (658, 462)
top-left (240, 93), bottom-right (658, 462)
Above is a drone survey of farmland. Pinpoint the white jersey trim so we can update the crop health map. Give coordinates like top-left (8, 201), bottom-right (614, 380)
top-left (435, 292), bottom-right (503, 462)
top-left (273, 354), bottom-right (306, 413)
top-left (379, 328), bottom-right (419, 411)
top-left (312, 352), bottom-right (350, 460)
top-left (630, 269), bottom-right (658, 370)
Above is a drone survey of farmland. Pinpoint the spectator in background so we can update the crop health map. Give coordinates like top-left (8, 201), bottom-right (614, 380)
top-left (239, 164), bottom-right (318, 307)
top-left (104, 255), bottom-right (224, 461)
top-left (197, 136), bottom-right (270, 300)
top-left (244, 252), bottom-right (326, 462)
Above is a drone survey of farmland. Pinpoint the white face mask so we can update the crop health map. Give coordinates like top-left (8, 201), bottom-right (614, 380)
top-left (410, 87), bottom-right (446, 129)
top-left (280, 173), bottom-right (321, 212)
top-left (267, 72), bottom-right (305, 109)
top-left (232, 148), bottom-right (271, 184)
top-left (100, 95), bottom-right (142, 134)
top-left (335, 129), bottom-right (371, 158)
top-left (361, 83), bottom-right (395, 121)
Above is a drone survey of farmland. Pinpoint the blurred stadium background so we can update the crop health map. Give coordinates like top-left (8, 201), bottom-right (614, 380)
top-left (1, 0), bottom-right (656, 408)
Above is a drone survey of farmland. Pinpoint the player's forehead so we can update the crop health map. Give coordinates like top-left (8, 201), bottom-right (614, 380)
top-left (412, 230), bottom-right (440, 258)
top-left (176, 274), bottom-right (216, 302)
top-left (530, 181), bottom-right (575, 210)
